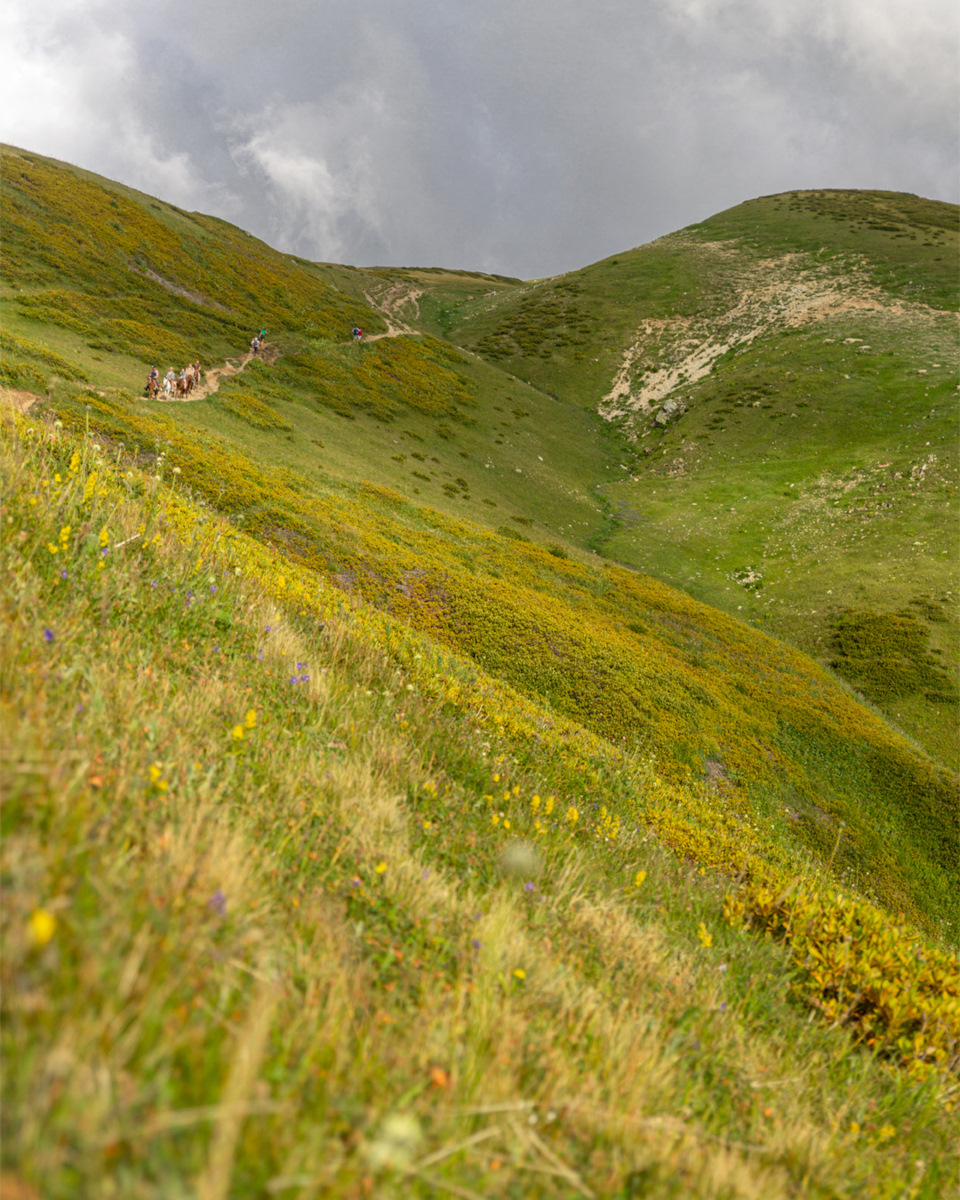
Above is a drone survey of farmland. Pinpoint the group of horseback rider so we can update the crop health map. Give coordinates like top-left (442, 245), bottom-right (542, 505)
top-left (145, 362), bottom-right (200, 399)
top-left (144, 329), bottom-right (268, 398)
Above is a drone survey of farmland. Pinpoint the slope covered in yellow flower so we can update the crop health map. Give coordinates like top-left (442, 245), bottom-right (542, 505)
top-left (1, 147), bottom-right (958, 1198)
top-left (2, 408), bottom-right (957, 1199)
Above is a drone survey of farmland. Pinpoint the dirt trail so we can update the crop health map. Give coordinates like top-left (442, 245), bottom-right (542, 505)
top-left (363, 286), bottom-right (423, 339)
top-left (0, 387), bottom-right (43, 415)
top-left (153, 345), bottom-right (279, 404)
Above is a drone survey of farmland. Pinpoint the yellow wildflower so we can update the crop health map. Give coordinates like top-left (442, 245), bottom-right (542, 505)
top-left (30, 908), bottom-right (57, 948)
top-left (635, 870), bottom-right (647, 888)
top-left (697, 922), bottom-right (713, 948)
top-left (375, 862), bottom-right (387, 874)
top-left (512, 968), bottom-right (526, 980)
top-left (232, 725), bottom-right (245, 741)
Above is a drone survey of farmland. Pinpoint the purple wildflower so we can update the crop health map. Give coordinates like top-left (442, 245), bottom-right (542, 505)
top-left (208, 889), bottom-right (227, 917)
top-left (524, 881), bottom-right (536, 893)
top-left (471, 938), bottom-right (482, 951)
top-left (60, 568), bottom-right (68, 580)
top-left (43, 629), bottom-right (54, 643)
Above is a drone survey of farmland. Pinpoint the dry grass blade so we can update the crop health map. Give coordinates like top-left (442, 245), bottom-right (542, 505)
top-left (194, 975), bottom-right (280, 1200)
top-left (509, 1117), bottom-right (596, 1198)
top-left (412, 1125), bottom-right (502, 1170)
top-left (414, 1174), bottom-right (488, 1200)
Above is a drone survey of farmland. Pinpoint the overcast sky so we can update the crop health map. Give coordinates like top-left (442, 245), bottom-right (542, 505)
top-left (3, 0), bottom-right (957, 278)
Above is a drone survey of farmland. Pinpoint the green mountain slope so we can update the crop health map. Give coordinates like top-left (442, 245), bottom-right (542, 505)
top-left (440, 191), bottom-right (959, 766)
top-left (2, 149), bottom-right (958, 1197)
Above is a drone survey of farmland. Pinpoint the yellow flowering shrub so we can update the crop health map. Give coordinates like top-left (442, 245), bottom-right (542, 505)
top-left (724, 881), bottom-right (960, 1081)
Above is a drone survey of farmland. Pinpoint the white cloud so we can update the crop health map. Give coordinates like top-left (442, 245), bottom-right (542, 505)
top-left (1, 0), bottom-right (956, 277)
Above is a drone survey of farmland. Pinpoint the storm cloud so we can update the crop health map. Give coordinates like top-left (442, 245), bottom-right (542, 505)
top-left (3, 0), bottom-right (957, 277)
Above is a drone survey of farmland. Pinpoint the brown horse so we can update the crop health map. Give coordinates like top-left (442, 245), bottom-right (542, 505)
top-left (144, 376), bottom-right (159, 398)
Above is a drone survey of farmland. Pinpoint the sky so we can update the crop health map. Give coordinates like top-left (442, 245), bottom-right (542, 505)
top-left (2, 0), bottom-right (957, 279)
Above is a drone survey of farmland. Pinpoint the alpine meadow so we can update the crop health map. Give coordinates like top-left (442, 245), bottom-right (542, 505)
top-left (1, 145), bottom-right (958, 1199)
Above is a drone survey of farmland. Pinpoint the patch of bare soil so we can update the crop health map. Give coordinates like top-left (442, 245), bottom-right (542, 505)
top-left (0, 387), bottom-right (44, 414)
top-left (599, 241), bottom-right (947, 422)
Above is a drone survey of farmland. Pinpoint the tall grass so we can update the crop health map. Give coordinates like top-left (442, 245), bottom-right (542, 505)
top-left (2, 409), bottom-right (957, 1198)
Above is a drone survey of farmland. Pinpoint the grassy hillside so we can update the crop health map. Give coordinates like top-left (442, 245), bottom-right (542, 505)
top-left (443, 190), bottom-right (960, 767)
top-left (1, 151), bottom-right (958, 1197)
top-left (3, 410), bottom-right (957, 1199)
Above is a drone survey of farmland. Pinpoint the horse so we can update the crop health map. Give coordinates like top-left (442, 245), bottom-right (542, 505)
top-left (176, 375), bottom-right (188, 398)
top-left (144, 376), bottom-right (159, 398)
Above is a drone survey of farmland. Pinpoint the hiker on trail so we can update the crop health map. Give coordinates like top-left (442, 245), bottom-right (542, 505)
top-left (251, 336), bottom-right (260, 355)
top-left (259, 329), bottom-right (267, 345)
top-left (352, 326), bottom-right (363, 342)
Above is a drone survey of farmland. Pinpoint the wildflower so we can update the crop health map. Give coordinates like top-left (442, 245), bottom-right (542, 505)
top-left (634, 870), bottom-right (647, 888)
top-left (512, 968), bottom-right (526, 980)
top-left (98, 527), bottom-right (109, 549)
top-left (471, 938), bottom-right (482, 951)
top-left (232, 725), bottom-right (245, 741)
top-left (29, 908), bottom-right (57, 947)
top-left (566, 806), bottom-right (578, 823)
top-left (544, 796), bottom-right (555, 815)
top-left (208, 890), bottom-right (227, 917)
top-left (697, 922), bottom-right (713, 948)
top-left (43, 629), bottom-right (54, 643)
top-left (877, 1125), bottom-right (896, 1142)
top-left (375, 862), bottom-right (387, 874)
top-left (60, 569), bottom-right (68, 580)
top-left (524, 882), bottom-right (535, 893)
top-left (148, 763), bottom-right (168, 792)
top-left (244, 710), bottom-right (257, 729)
top-left (531, 795), bottom-right (540, 810)
top-left (46, 543), bottom-right (58, 555)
